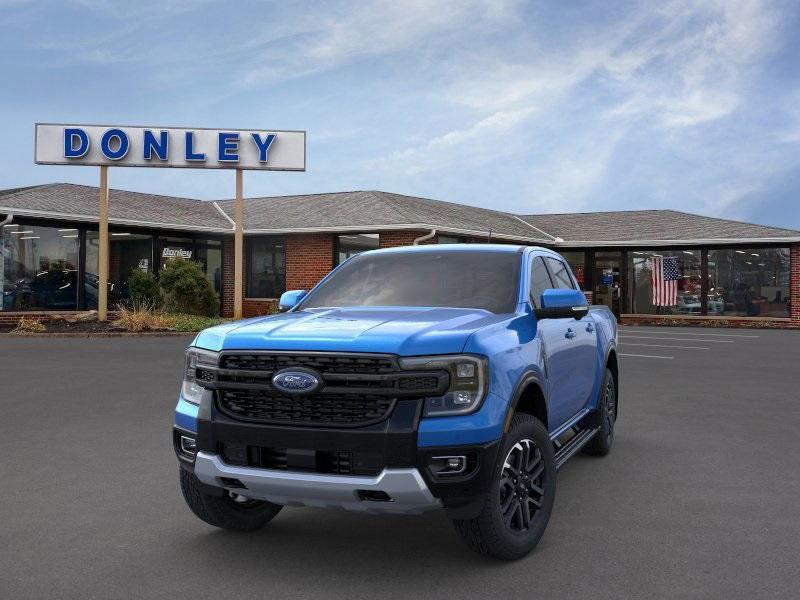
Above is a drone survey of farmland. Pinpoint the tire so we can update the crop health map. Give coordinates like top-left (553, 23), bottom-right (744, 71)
top-left (452, 414), bottom-right (556, 560)
top-left (582, 367), bottom-right (617, 456)
top-left (179, 468), bottom-right (283, 532)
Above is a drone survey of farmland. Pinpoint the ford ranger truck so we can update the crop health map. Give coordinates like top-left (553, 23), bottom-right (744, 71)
top-left (174, 244), bottom-right (618, 560)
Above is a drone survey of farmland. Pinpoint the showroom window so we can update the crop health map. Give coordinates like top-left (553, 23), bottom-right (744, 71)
top-left (247, 236), bottom-right (285, 298)
top-left (1, 223), bottom-right (80, 311)
top-left (559, 251), bottom-right (587, 290)
top-left (437, 235), bottom-right (463, 244)
top-left (707, 248), bottom-right (790, 318)
top-left (335, 233), bottom-right (379, 265)
top-left (628, 249), bottom-right (702, 315)
top-left (85, 230), bottom-right (154, 309)
top-left (196, 240), bottom-right (223, 296)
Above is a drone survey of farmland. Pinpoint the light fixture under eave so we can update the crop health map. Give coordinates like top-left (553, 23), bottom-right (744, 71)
top-left (11, 230), bottom-right (34, 235)
top-left (62, 234), bottom-right (79, 238)
top-left (3, 223), bottom-right (19, 228)
top-left (58, 228), bottom-right (78, 232)
top-left (111, 232), bottom-right (131, 236)
top-left (18, 236), bottom-right (40, 240)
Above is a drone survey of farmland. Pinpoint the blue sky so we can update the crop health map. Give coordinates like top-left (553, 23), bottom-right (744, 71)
top-left (1, 0), bottom-right (799, 229)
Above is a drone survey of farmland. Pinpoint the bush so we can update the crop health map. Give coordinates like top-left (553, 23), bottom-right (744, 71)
top-left (114, 302), bottom-right (172, 332)
top-left (127, 269), bottom-right (162, 308)
top-left (159, 259), bottom-right (220, 317)
top-left (11, 316), bottom-right (46, 334)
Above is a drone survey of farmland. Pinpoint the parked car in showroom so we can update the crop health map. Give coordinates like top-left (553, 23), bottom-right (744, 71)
top-left (173, 245), bottom-right (619, 560)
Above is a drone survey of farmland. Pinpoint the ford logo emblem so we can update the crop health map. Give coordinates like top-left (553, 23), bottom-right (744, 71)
top-left (272, 369), bottom-right (321, 395)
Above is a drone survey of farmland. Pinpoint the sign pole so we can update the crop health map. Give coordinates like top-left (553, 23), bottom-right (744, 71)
top-left (234, 168), bottom-right (244, 320)
top-left (98, 166), bottom-right (109, 321)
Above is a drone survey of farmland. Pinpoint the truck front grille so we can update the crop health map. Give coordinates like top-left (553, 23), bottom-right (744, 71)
top-left (218, 389), bottom-right (395, 427)
top-left (206, 352), bottom-right (449, 428)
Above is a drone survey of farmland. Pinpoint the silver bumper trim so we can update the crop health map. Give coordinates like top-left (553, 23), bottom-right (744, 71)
top-left (193, 452), bottom-right (442, 515)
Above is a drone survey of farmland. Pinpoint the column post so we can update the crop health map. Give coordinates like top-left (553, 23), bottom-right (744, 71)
top-left (234, 169), bottom-right (244, 320)
top-left (98, 166), bottom-right (109, 321)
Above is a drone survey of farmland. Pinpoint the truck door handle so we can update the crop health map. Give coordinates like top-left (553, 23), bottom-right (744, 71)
top-left (585, 323), bottom-right (594, 333)
top-left (565, 328), bottom-right (576, 339)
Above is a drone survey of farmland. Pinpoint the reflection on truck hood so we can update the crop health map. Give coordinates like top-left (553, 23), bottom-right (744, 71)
top-left (194, 307), bottom-right (512, 355)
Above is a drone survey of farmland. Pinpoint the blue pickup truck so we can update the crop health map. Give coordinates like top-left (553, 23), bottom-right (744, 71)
top-left (174, 244), bottom-right (618, 560)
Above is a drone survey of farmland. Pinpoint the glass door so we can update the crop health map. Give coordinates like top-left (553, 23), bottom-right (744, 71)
top-left (593, 251), bottom-right (622, 317)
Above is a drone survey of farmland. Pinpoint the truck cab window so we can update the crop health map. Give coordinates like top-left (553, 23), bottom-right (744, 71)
top-left (545, 257), bottom-right (576, 290)
top-left (530, 256), bottom-right (553, 308)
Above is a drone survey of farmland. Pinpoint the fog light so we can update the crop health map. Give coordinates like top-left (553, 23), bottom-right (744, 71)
top-left (429, 455), bottom-right (467, 476)
top-left (180, 435), bottom-right (197, 456)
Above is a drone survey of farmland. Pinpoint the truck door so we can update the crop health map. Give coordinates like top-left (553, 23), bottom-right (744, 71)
top-left (533, 256), bottom-right (598, 427)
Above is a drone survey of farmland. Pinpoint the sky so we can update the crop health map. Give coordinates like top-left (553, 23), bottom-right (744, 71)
top-left (1, 0), bottom-right (799, 229)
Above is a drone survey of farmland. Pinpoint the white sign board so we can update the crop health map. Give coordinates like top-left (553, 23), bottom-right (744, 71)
top-left (34, 123), bottom-right (306, 171)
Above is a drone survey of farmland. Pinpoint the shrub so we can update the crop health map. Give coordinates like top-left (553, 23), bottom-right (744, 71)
top-left (114, 301), bottom-right (171, 332)
top-left (127, 269), bottom-right (162, 308)
top-left (11, 316), bottom-right (46, 334)
top-left (159, 259), bottom-right (220, 317)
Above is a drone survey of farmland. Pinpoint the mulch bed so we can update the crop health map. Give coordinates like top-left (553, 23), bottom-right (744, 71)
top-left (0, 317), bottom-right (185, 336)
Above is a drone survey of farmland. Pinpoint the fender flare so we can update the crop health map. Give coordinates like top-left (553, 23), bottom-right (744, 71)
top-left (502, 371), bottom-right (548, 434)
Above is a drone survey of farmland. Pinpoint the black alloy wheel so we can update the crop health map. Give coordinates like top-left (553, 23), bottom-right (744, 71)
top-left (499, 439), bottom-right (546, 532)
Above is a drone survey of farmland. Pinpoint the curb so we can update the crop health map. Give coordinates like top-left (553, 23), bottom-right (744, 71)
top-left (0, 331), bottom-right (196, 338)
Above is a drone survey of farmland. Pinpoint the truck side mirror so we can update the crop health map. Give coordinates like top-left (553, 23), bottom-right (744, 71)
top-left (536, 288), bottom-right (589, 320)
top-left (278, 290), bottom-right (308, 312)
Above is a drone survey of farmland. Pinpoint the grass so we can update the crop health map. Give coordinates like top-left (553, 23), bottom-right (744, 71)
top-left (11, 316), bottom-right (46, 334)
top-left (113, 302), bottom-right (230, 333)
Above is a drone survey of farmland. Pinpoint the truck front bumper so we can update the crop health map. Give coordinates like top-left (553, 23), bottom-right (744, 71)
top-left (194, 451), bottom-right (441, 514)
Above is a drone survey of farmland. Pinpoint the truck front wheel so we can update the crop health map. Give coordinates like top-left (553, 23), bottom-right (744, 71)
top-left (179, 469), bottom-right (283, 532)
top-left (452, 414), bottom-right (556, 560)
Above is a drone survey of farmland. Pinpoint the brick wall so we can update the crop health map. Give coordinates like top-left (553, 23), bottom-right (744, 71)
top-left (221, 237), bottom-right (235, 318)
top-left (791, 243), bottom-right (800, 324)
top-left (378, 230), bottom-right (438, 248)
top-left (242, 298), bottom-right (278, 318)
top-left (285, 233), bottom-right (335, 291)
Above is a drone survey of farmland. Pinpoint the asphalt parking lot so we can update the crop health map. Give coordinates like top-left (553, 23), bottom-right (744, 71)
top-left (1, 326), bottom-right (799, 600)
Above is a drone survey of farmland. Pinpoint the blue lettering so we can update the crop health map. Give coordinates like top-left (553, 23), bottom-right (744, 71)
top-left (64, 128), bottom-right (89, 158)
top-left (185, 131), bottom-right (205, 161)
top-left (251, 133), bottom-right (276, 162)
top-left (100, 128), bottom-right (129, 160)
top-left (218, 132), bottom-right (239, 162)
top-left (143, 130), bottom-right (168, 160)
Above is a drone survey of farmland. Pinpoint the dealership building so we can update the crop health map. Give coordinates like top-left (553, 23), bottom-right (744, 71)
top-left (1, 182), bottom-right (799, 328)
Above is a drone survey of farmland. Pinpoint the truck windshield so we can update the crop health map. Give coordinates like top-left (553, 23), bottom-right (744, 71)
top-left (299, 251), bottom-right (521, 313)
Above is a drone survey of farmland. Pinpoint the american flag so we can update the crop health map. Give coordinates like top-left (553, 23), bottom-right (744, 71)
top-left (651, 256), bottom-right (679, 306)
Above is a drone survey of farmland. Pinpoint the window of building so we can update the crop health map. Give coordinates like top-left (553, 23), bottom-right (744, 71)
top-left (559, 251), bottom-right (586, 290)
top-left (437, 235), bottom-right (463, 244)
top-left (336, 233), bottom-right (379, 265)
top-left (1, 223), bottom-right (80, 311)
top-left (196, 240), bottom-right (223, 296)
top-left (707, 248), bottom-right (790, 318)
top-left (628, 249), bottom-right (702, 315)
top-left (247, 236), bottom-right (285, 298)
top-left (85, 230), bottom-right (154, 308)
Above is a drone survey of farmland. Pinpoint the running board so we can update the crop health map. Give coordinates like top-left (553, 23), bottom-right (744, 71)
top-left (554, 426), bottom-right (599, 470)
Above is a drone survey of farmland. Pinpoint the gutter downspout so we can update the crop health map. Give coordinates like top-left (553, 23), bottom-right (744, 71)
top-left (413, 228), bottom-right (437, 245)
top-left (0, 213), bottom-right (12, 227)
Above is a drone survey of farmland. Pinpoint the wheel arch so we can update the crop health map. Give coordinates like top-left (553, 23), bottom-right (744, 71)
top-left (605, 348), bottom-right (619, 418)
top-left (504, 373), bottom-right (549, 433)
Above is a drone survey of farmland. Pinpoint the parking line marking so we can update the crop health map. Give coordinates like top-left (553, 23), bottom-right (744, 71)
top-left (620, 335), bottom-right (733, 343)
top-left (620, 331), bottom-right (759, 338)
top-left (619, 353), bottom-right (674, 359)
top-left (621, 342), bottom-right (710, 350)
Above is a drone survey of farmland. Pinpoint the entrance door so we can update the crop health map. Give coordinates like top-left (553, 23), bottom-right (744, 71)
top-left (593, 251), bottom-right (622, 317)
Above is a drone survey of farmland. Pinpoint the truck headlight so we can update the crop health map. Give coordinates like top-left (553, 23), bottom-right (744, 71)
top-left (400, 354), bottom-right (488, 417)
top-left (181, 347), bottom-right (219, 405)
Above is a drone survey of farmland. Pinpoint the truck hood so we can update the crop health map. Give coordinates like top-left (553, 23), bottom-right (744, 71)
top-left (194, 307), bottom-right (509, 355)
